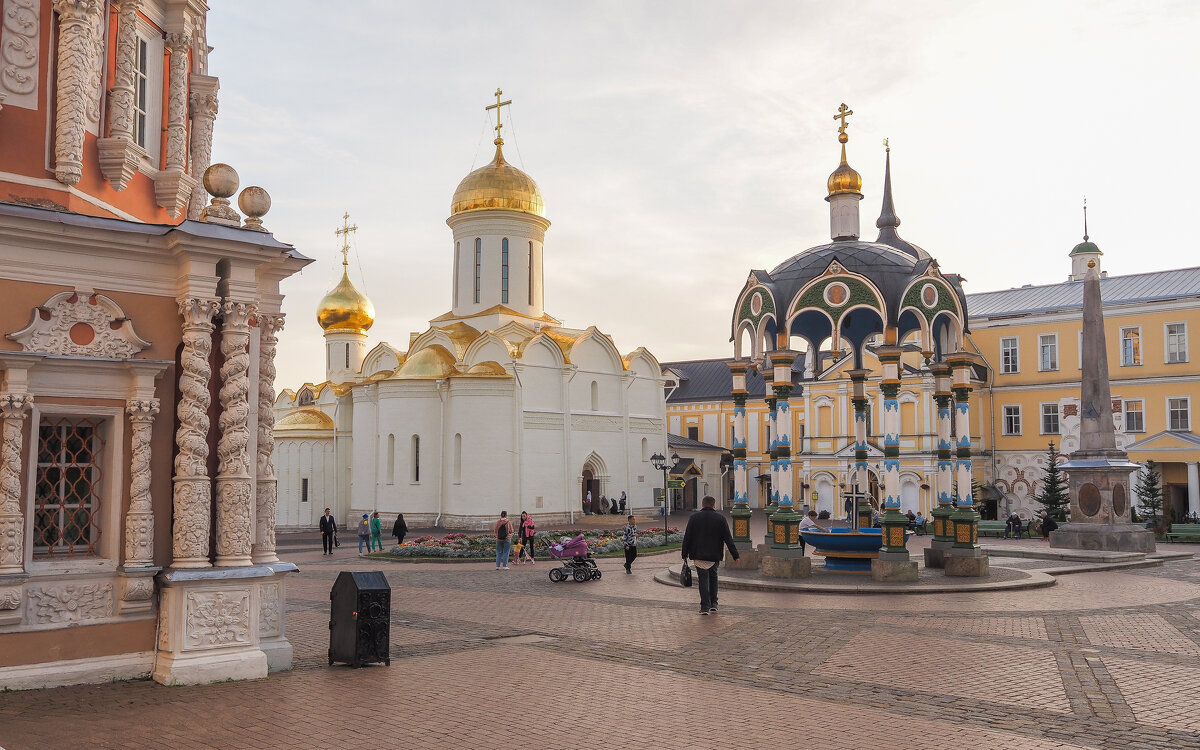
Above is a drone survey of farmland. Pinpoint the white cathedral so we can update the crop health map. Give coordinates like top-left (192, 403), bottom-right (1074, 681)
top-left (273, 98), bottom-right (667, 530)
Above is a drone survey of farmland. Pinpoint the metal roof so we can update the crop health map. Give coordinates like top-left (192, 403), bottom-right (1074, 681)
top-left (663, 355), bottom-right (805, 403)
top-left (967, 267), bottom-right (1200, 319)
top-left (667, 433), bottom-right (726, 452)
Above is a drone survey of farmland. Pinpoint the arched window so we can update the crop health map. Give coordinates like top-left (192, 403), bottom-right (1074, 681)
top-left (641, 437), bottom-right (648, 462)
top-left (528, 241), bottom-right (534, 306)
top-left (387, 434), bottom-right (395, 484)
top-left (453, 241), bottom-right (460, 306)
top-left (453, 433), bottom-right (462, 483)
top-left (501, 238), bottom-right (509, 304)
top-left (411, 435), bottom-right (420, 482)
top-left (344, 343), bottom-right (350, 370)
top-left (473, 238), bottom-right (481, 303)
top-left (590, 380), bottom-right (599, 411)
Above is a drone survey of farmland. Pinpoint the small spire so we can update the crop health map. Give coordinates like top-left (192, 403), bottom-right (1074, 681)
top-left (1082, 197), bottom-right (1089, 241)
top-left (876, 139), bottom-right (900, 230)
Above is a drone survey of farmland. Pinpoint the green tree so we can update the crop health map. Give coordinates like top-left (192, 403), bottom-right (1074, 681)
top-left (1035, 442), bottom-right (1070, 522)
top-left (1135, 460), bottom-right (1164, 527)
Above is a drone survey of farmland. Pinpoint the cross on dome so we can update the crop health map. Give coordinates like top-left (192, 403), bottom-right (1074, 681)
top-left (834, 103), bottom-right (854, 143)
top-left (335, 212), bottom-right (358, 267)
top-left (485, 88), bottom-right (512, 145)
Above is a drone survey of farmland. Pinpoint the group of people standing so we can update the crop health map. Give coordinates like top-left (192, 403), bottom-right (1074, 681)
top-left (583, 490), bottom-right (627, 516)
top-left (318, 508), bottom-right (408, 555)
top-left (492, 510), bottom-right (538, 569)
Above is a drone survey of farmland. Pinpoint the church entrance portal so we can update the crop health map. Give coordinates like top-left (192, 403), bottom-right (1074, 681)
top-left (581, 469), bottom-right (600, 510)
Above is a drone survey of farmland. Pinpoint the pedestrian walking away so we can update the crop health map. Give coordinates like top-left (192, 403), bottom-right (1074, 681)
top-left (369, 511), bottom-right (384, 552)
top-left (681, 495), bottom-right (739, 614)
top-left (319, 507), bottom-right (337, 555)
top-left (622, 515), bottom-right (638, 573)
top-left (392, 512), bottom-right (408, 546)
top-left (356, 513), bottom-right (371, 553)
top-left (517, 511), bottom-right (536, 564)
top-left (494, 510), bottom-right (514, 569)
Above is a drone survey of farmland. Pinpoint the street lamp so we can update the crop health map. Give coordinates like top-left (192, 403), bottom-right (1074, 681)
top-left (650, 451), bottom-right (680, 545)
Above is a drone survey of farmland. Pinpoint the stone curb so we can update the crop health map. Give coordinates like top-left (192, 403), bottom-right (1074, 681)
top-left (654, 563), bottom-right (1056, 594)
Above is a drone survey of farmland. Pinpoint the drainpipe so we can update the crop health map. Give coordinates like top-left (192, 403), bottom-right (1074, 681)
top-left (435, 378), bottom-right (447, 527)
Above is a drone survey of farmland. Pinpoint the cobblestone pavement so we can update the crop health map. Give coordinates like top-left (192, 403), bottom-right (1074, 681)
top-left (3, 540), bottom-right (1200, 749)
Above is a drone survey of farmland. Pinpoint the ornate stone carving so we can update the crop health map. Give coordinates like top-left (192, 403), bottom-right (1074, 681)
top-left (184, 590), bottom-right (250, 649)
top-left (124, 397), bottom-right (159, 566)
top-left (121, 577), bottom-right (154, 602)
top-left (155, 31), bottom-right (196, 217)
top-left (0, 393), bottom-right (32, 573)
top-left (8, 290), bottom-right (151, 359)
top-left (0, 585), bottom-right (21, 610)
top-left (215, 301), bottom-right (254, 565)
top-left (27, 582), bottom-right (113, 624)
top-left (1, 0), bottom-right (39, 109)
top-left (172, 297), bottom-right (218, 568)
top-left (258, 582), bottom-right (280, 636)
top-left (253, 314), bottom-right (284, 564)
top-left (97, 0), bottom-right (142, 190)
top-left (51, 0), bottom-right (105, 186)
top-left (186, 75), bottom-right (220, 220)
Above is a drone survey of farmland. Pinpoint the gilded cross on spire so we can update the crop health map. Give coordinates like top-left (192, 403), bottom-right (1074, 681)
top-left (335, 212), bottom-right (357, 267)
top-left (485, 88), bottom-right (512, 145)
top-left (834, 103), bottom-right (853, 142)
top-left (1082, 197), bottom-right (1089, 241)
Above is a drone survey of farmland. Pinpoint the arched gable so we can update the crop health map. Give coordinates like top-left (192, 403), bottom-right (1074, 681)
top-left (409, 328), bottom-right (463, 361)
top-left (362, 342), bottom-right (403, 378)
top-left (732, 282), bottom-right (777, 343)
top-left (582, 450), bottom-right (609, 477)
top-left (517, 333), bottom-right (567, 368)
top-left (464, 332), bottom-right (516, 367)
top-left (625, 347), bottom-right (661, 379)
top-left (571, 327), bottom-right (625, 373)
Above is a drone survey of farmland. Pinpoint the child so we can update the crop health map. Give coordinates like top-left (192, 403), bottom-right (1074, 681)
top-left (512, 540), bottom-right (525, 565)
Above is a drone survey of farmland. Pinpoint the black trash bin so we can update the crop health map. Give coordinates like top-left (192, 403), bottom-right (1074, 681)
top-left (329, 570), bottom-right (391, 668)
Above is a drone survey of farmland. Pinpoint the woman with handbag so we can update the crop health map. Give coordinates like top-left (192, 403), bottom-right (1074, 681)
top-left (622, 515), bottom-right (638, 574)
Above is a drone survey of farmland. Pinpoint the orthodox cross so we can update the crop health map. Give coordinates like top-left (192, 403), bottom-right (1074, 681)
top-left (834, 103), bottom-right (853, 136)
top-left (485, 88), bottom-right (512, 142)
top-left (335, 212), bottom-right (357, 266)
top-left (1082, 197), bottom-right (1089, 241)
top-left (882, 137), bottom-right (889, 152)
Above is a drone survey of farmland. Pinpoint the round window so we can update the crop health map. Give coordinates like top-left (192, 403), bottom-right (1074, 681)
top-left (824, 282), bottom-right (849, 307)
top-left (921, 283), bottom-right (939, 308)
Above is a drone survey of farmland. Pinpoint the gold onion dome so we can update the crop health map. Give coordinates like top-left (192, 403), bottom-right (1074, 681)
top-left (450, 140), bottom-right (544, 217)
top-left (827, 135), bottom-right (863, 196)
top-left (317, 267), bottom-right (375, 333)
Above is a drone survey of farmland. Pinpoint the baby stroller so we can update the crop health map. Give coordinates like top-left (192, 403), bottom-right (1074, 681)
top-left (547, 534), bottom-right (600, 582)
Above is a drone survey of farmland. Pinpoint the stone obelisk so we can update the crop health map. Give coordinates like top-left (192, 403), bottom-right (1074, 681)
top-left (1050, 260), bottom-right (1155, 552)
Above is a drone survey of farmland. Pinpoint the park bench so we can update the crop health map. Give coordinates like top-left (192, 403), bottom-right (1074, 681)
top-left (978, 521), bottom-right (1007, 537)
top-left (1164, 523), bottom-right (1200, 542)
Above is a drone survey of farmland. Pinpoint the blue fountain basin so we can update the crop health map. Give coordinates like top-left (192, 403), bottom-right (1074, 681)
top-left (798, 527), bottom-right (884, 552)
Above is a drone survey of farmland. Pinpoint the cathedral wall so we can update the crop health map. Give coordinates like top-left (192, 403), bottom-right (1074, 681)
top-left (274, 434), bottom-right (336, 530)
top-left (369, 382), bottom-right (440, 521)
top-left (443, 379), bottom-right (515, 520)
top-left (519, 363), bottom-right (562, 411)
top-left (521, 426), bottom-right (566, 519)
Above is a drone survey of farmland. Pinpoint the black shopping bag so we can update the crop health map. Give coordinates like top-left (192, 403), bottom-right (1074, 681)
top-left (680, 562), bottom-right (693, 587)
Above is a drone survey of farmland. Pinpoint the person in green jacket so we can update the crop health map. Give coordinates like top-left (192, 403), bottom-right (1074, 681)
top-left (369, 511), bottom-right (384, 552)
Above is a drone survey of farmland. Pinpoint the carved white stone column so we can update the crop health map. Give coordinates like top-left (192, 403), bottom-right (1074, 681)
top-left (215, 301), bottom-right (255, 567)
top-left (252, 314), bottom-right (284, 564)
top-left (51, 0), bottom-right (105, 186)
top-left (97, 0), bottom-right (142, 189)
top-left (155, 31), bottom-right (197, 217)
top-left (123, 397), bottom-right (159, 567)
top-left (172, 298), bottom-right (219, 569)
top-left (0, 393), bottom-right (32, 574)
top-left (186, 75), bottom-right (219, 220)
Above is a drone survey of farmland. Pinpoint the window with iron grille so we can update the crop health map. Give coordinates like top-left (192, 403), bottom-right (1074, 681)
top-left (34, 417), bottom-right (105, 558)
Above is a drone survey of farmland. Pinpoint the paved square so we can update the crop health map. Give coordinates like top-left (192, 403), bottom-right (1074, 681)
top-left (2, 539), bottom-right (1200, 749)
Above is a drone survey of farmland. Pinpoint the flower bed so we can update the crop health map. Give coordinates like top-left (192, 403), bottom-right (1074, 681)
top-left (384, 528), bottom-right (682, 558)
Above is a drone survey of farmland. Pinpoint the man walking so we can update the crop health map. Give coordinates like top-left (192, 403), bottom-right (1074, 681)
top-left (681, 495), bottom-right (739, 615)
top-left (319, 508), bottom-right (337, 555)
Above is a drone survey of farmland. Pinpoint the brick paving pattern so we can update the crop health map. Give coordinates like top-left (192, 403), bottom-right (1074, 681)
top-left (2, 540), bottom-right (1200, 749)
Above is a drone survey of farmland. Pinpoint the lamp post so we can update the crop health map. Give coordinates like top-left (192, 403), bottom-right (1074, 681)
top-left (650, 451), bottom-right (679, 546)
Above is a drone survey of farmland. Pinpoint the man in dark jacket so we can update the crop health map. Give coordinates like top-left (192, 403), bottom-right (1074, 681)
top-left (681, 495), bottom-right (739, 615)
top-left (319, 508), bottom-right (337, 555)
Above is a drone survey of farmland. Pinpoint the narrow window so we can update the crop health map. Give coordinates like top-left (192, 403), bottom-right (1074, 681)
top-left (473, 238), bottom-right (481, 303)
top-left (387, 434), bottom-right (395, 484)
top-left (453, 241), bottom-right (460, 307)
top-left (1000, 337), bottom-right (1019, 374)
top-left (1038, 334), bottom-right (1058, 371)
top-left (35, 417), bottom-right (105, 558)
top-left (345, 343), bottom-right (350, 370)
top-left (501, 238), bottom-right (509, 304)
top-left (528, 241), bottom-right (534, 305)
top-left (687, 426), bottom-right (699, 441)
top-left (1041, 403), bottom-right (1060, 435)
top-left (590, 380), bottom-right (599, 411)
top-left (134, 38), bottom-right (149, 148)
top-left (1002, 405), bottom-right (1021, 435)
top-left (641, 437), bottom-right (648, 462)
top-left (453, 433), bottom-right (462, 483)
top-left (1167, 323), bottom-right (1188, 364)
top-left (1124, 400), bottom-right (1145, 433)
top-left (412, 435), bottom-right (421, 482)
top-left (1120, 327), bottom-right (1141, 366)
top-left (1169, 397), bottom-right (1191, 431)
top-left (301, 477), bottom-right (309, 503)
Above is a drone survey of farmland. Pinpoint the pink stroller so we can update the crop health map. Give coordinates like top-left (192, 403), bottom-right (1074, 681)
top-left (547, 534), bottom-right (600, 582)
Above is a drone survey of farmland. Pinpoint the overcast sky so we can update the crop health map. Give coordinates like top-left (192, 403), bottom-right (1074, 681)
top-left (204, 1), bottom-right (1200, 389)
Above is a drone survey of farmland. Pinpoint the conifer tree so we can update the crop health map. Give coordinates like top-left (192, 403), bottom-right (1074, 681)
top-left (1135, 460), bottom-right (1164, 525)
top-left (1035, 442), bottom-right (1070, 522)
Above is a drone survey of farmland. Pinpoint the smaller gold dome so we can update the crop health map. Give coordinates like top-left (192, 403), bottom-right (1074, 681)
top-left (827, 144), bottom-right (863, 196)
top-left (451, 141), bottom-right (544, 217)
top-left (317, 268), bottom-right (375, 333)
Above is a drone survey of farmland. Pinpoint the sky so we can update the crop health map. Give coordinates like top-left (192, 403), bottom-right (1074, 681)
top-left (204, 1), bottom-right (1200, 389)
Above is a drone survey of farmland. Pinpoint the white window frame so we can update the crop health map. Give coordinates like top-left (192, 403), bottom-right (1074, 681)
top-left (1123, 399), bottom-right (1145, 433)
top-left (1002, 405), bottom-right (1022, 436)
top-left (1038, 334), bottom-right (1058, 372)
top-left (1040, 402), bottom-right (1060, 435)
top-left (1168, 396), bottom-right (1191, 432)
top-left (1165, 321), bottom-right (1189, 364)
top-left (1000, 336), bottom-right (1019, 374)
top-left (24, 403), bottom-right (124, 575)
top-left (131, 21), bottom-right (164, 169)
top-left (1119, 325), bottom-right (1142, 367)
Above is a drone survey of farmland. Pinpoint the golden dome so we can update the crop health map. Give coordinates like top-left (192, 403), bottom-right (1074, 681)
top-left (317, 267), bottom-right (375, 333)
top-left (827, 141), bottom-right (863, 197)
top-left (450, 141), bottom-right (544, 217)
top-left (276, 409), bottom-right (335, 431)
top-left (395, 346), bottom-right (457, 379)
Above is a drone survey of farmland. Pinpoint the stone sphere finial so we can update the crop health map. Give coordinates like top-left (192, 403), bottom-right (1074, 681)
top-left (199, 163), bottom-right (242, 226)
top-left (238, 186), bottom-right (271, 232)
